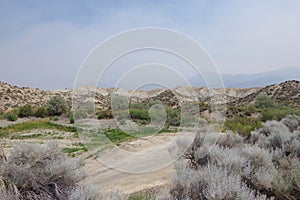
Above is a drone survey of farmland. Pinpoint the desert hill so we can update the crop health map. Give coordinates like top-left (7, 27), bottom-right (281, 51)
top-left (0, 80), bottom-right (299, 112)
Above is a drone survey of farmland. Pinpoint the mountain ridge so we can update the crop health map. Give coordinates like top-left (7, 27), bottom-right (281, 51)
top-left (190, 66), bottom-right (300, 88)
top-left (1, 80), bottom-right (299, 113)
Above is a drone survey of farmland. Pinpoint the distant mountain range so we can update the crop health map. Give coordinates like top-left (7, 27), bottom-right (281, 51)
top-left (190, 66), bottom-right (300, 88)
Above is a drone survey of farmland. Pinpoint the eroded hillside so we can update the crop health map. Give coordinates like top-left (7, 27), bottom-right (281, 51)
top-left (0, 80), bottom-right (299, 112)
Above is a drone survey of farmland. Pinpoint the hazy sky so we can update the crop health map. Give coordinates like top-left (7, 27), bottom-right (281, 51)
top-left (1, 0), bottom-right (300, 89)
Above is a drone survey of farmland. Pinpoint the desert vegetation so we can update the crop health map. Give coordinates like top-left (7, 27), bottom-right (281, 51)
top-left (224, 95), bottom-right (300, 136)
top-left (0, 142), bottom-right (101, 200)
top-left (0, 95), bottom-right (69, 122)
top-left (161, 114), bottom-right (300, 200)
top-left (0, 81), bottom-right (300, 199)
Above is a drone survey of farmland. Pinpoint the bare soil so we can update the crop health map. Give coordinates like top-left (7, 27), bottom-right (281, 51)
top-left (82, 133), bottom-right (191, 195)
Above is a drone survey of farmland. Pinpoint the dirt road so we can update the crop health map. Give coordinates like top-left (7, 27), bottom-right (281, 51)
top-left (82, 132), bottom-right (194, 195)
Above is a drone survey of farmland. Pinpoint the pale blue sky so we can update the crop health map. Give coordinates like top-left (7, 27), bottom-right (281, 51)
top-left (0, 0), bottom-right (300, 89)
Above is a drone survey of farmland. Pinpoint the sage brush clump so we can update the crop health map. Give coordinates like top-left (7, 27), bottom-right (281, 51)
top-left (0, 143), bottom-right (100, 200)
top-left (47, 95), bottom-right (67, 116)
top-left (166, 115), bottom-right (300, 200)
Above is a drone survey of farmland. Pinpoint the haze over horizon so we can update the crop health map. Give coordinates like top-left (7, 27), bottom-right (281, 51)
top-left (1, 1), bottom-right (300, 89)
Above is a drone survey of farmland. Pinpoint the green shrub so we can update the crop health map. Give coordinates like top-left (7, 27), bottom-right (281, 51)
top-left (261, 106), bottom-right (300, 122)
top-left (34, 106), bottom-right (48, 118)
top-left (128, 102), bottom-right (181, 127)
top-left (244, 105), bottom-right (256, 116)
top-left (18, 104), bottom-right (32, 117)
top-left (47, 95), bottom-right (67, 116)
top-left (129, 109), bottom-right (150, 121)
top-left (254, 95), bottom-right (276, 109)
top-left (166, 107), bottom-right (181, 127)
top-left (224, 116), bottom-right (262, 136)
top-left (70, 114), bottom-right (75, 124)
top-left (5, 110), bottom-right (18, 121)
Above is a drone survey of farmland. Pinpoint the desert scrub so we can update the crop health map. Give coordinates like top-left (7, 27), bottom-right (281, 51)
top-left (226, 105), bottom-right (257, 118)
top-left (5, 109), bottom-right (18, 121)
top-left (18, 104), bottom-right (32, 117)
top-left (253, 95), bottom-right (300, 121)
top-left (224, 116), bottom-right (262, 136)
top-left (128, 102), bottom-right (181, 127)
top-left (261, 106), bottom-right (300, 122)
top-left (70, 113), bottom-right (75, 124)
top-left (280, 115), bottom-right (300, 132)
top-left (0, 142), bottom-right (101, 199)
top-left (167, 116), bottom-right (300, 200)
top-left (33, 106), bottom-right (48, 118)
top-left (47, 95), bottom-right (67, 116)
top-left (254, 95), bottom-right (277, 109)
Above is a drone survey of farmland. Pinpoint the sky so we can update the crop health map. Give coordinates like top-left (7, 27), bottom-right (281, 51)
top-left (0, 0), bottom-right (300, 89)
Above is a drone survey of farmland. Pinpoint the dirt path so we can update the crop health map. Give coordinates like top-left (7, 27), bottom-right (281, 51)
top-left (82, 132), bottom-right (194, 195)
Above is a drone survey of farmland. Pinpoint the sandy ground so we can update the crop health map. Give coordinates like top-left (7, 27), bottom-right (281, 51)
top-left (0, 118), bottom-right (195, 195)
top-left (82, 132), bottom-right (195, 195)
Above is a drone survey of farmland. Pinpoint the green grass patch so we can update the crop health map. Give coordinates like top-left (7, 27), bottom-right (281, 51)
top-left (81, 128), bottom-right (176, 149)
top-left (102, 128), bottom-right (175, 144)
top-left (128, 191), bottom-right (155, 200)
top-left (103, 129), bottom-right (135, 144)
top-left (0, 120), bottom-right (77, 138)
top-left (62, 143), bottom-right (88, 156)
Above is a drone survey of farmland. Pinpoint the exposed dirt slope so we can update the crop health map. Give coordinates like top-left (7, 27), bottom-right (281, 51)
top-left (1, 80), bottom-right (299, 112)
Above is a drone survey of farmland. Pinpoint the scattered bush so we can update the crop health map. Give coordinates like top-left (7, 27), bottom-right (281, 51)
top-left (168, 116), bottom-right (300, 200)
top-left (224, 116), bottom-right (262, 136)
top-left (18, 104), bottom-right (32, 118)
top-left (5, 110), bottom-right (18, 121)
top-left (0, 142), bottom-right (101, 200)
top-left (70, 113), bottom-right (75, 124)
top-left (256, 120), bottom-right (292, 150)
top-left (129, 109), bottom-right (150, 121)
top-left (127, 102), bottom-right (180, 127)
top-left (165, 107), bottom-right (180, 127)
top-left (68, 185), bottom-right (102, 200)
top-left (47, 95), bottom-right (67, 116)
top-left (273, 157), bottom-right (300, 198)
top-left (280, 115), bottom-right (300, 132)
top-left (226, 105), bottom-right (257, 118)
top-left (34, 106), bottom-right (48, 118)
top-left (254, 95), bottom-right (276, 109)
top-left (261, 106), bottom-right (300, 122)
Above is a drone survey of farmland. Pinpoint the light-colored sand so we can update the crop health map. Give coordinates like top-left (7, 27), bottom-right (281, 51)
top-left (82, 132), bottom-right (194, 195)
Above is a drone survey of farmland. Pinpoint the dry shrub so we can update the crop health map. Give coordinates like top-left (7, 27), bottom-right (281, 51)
top-left (168, 116), bottom-right (300, 200)
top-left (0, 142), bottom-right (100, 200)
